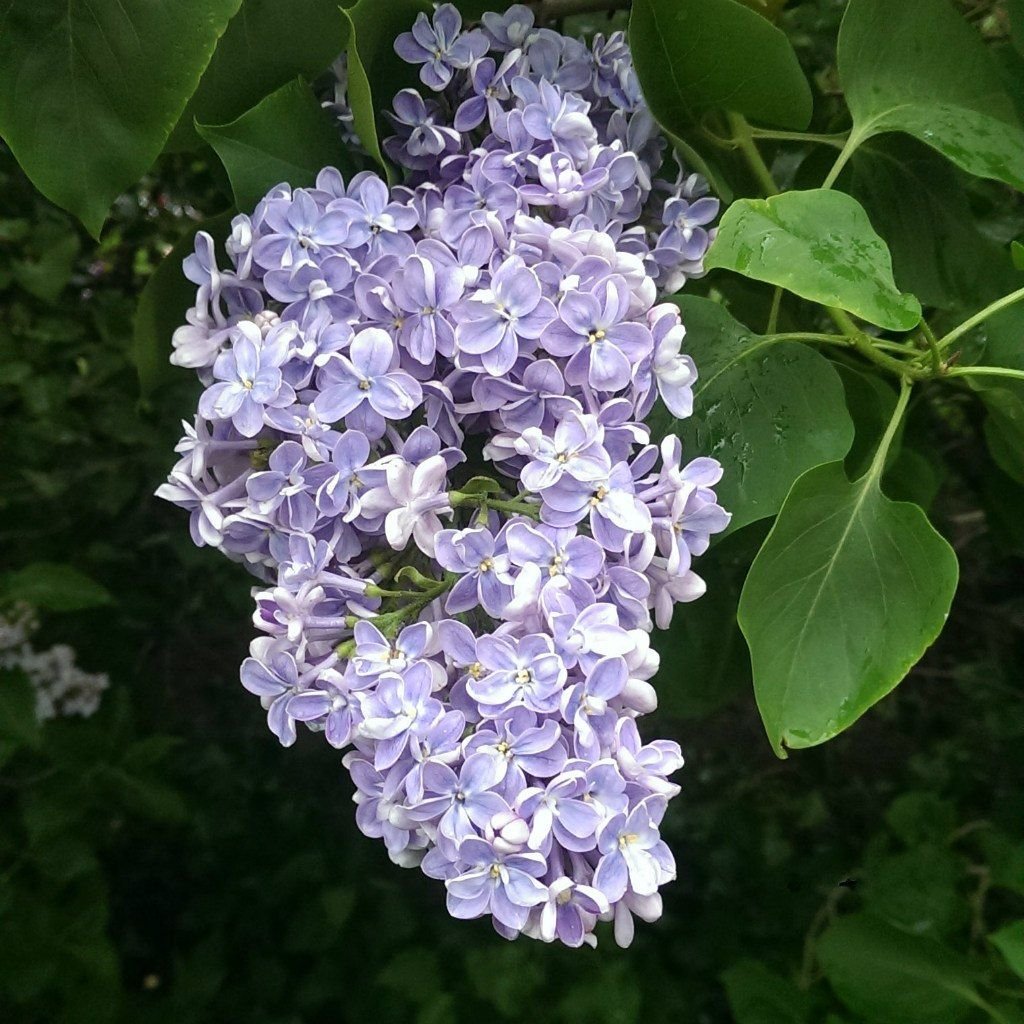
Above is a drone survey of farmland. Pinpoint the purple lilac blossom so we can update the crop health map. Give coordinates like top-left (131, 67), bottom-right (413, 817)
top-left (157, 3), bottom-right (730, 950)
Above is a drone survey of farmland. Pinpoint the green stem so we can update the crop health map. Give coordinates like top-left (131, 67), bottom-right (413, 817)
top-left (919, 319), bottom-right (944, 374)
top-left (766, 286), bottom-right (783, 334)
top-left (725, 111), bottom-right (779, 196)
top-left (869, 377), bottom-right (913, 479)
top-left (947, 365), bottom-right (1024, 383)
top-left (531, 0), bottom-right (629, 20)
top-left (449, 490), bottom-right (541, 520)
top-left (829, 308), bottom-right (932, 381)
top-left (768, 331), bottom-right (850, 346)
top-left (937, 285), bottom-right (1024, 351)
top-left (343, 575), bottom-right (455, 641)
top-left (749, 127), bottom-right (849, 149)
top-left (821, 133), bottom-right (861, 189)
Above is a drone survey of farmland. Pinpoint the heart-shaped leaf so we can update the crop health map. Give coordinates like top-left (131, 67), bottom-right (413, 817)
top-left (168, 0), bottom-right (352, 151)
top-left (837, 0), bottom-right (1024, 191)
top-left (738, 388), bottom-right (958, 755)
top-left (706, 189), bottom-right (922, 331)
top-left (0, 0), bottom-right (243, 236)
top-left (629, 0), bottom-right (812, 132)
top-left (197, 79), bottom-right (350, 211)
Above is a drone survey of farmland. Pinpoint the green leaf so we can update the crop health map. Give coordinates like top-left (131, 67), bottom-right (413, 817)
top-left (705, 190), bottom-right (922, 331)
top-left (168, 0), bottom-right (351, 151)
top-left (885, 792), bottom-right (957, 847)
top-left (10, 221), bottom-right (80, 304)
top-left (1012, 241), bottom-right (1024, 272)
top-left (818, 913), bottom-right (984, 1024)
top-left (0, 0), bottom-right (243, 236)
top-left (0, 669), bottom-right (41, 753)
top-left (721, 960), bottom-right (812, 1024)
top-left (965, 306), bottom-right (1024, 482)
top-left (0, 563), bottom-right (112, 612)
top-left (629, 0), bottom-right (812, 131)
top-left (198, 79), bottom-right (349, 211)
top-left (652, 525), bottom-right (762, 719)
top-left (343, 0), bottom-right (432, 178)
top-left (837, 0), bottom-right (1024, 192)
top-left (990, 921), bottom-right (1024, 982)
top-left (668, 296), bottom-right (854, 532)
top-left (983, 386), bottom-right (1024, 483)
top-left (133, 212), bottom-right (235, 397)
top-left (847, 137), bottom-right (1018, 310)
top-left (884, 448), bottom-right (943, 511)
top-left (862, 845), bottom-right (964, 937)
top-left (982, 467), bottom-right (1024, 557)
top-left (98, 766), bottom-right (187, 824)
top-left (835, 363), bottom-right (898, 479)
top-left (738, 388), bottom-right (958, 755)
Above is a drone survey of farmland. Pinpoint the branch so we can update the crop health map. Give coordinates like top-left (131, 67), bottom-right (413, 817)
top-left (529, 0), bottom-right (631, 22)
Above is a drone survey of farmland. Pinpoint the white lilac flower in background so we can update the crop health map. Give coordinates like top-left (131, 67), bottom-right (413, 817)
top-left (0, 604), bottom-right (109, 722)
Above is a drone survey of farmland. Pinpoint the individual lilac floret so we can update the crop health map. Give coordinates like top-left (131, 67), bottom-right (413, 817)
top-left (445, 837), bottom-right (548, 930)
top-left (593, 796), bottom-right (675, 901)
top-left (198, 322), bottom-right (296, 437)
top-left (395, 5), bottom-right (488, 91)
top-left (314, 327), bottom-right (423, 438)
top-left (435, 526), bottom-right (515, 616)
top-left (454, 258), bottom-right (554, 375)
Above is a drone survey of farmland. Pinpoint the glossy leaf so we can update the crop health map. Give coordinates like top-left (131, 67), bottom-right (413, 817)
top-left (705, 190), bottom-right (922, 331)
top-left (0, 0), bottom-right (242, 237)
top-left (168, 0), bottom-right (352, 151)
top-left (343, 0), bottom-right (433, 177)
top-left (848, 137), bottom-right (1018, 309)
top-left (1012, 241), bottom-right (1024, 271)
top-left (990, 921), bottom-right (1024, 982)
top-left (819, 914), bottom-right (983, 1024)
top-left (669, 296), bottom-right (854, 532)
top-left (966, 306), bottom-right (1024, 484)
top-left (197, 79), bottom-right (349, 212)
top-left (837, 0), bottom-right (1024, 191)
top-left (133, 212), bottom-right (235, 397)
top-left (629, 0), bottom-right (812, 132)
top-left (738, 392), bottom-right (958, 755)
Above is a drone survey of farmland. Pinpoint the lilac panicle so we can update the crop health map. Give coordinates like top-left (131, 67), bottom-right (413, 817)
top-left (157, 3), bottom-right (730, 951)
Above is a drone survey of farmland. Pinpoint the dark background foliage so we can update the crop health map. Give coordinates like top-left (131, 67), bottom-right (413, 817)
top-left (1, 1), bottom-right (1023, 1022)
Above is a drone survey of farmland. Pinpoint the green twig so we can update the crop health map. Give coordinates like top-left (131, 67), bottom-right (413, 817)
top-left (947, 365), bottom-right (1024, 384)
top-left (530, 0), bottom-right (629, 21)
top-left (829, 308), bottom-right (932, 380)
top-left (449, 490), bottom-right (541, 520)
top-left (725, 111), bottom-right (779, 196)
top-left (937, 285), bottom-right (1024, 351)
top-left (919, 319), bottom-right (944, 374)
top-left (821, 133), bottom-right (861, 189)
top-left (766, 286), bottom-right (783, 334)
top-left (749, 127), bottom-right (850, 149)
top-left (768, 331), bottom-right (850, 346)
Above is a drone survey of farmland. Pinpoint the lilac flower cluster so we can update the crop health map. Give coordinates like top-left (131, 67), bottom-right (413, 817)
top-left (158, 3), bottom-right (729, 948)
